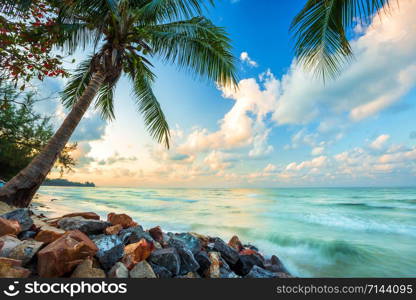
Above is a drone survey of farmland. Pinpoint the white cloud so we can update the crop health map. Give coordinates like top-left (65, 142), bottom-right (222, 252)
top-left (240, 51), bottom-right (258, 67)
top-left (311, 146), bottom-right (325, 156)
top-left (370, 134), bottom-right (390, 150)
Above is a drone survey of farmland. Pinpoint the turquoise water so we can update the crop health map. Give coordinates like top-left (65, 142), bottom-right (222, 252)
top-left (36, 187), bottom-right (416, 277)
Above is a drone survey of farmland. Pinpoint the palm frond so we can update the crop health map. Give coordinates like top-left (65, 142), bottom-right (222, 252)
top-left (147, 17), bottom-right (237, 87)
top-left (95, 83), bottom-right (116, 120)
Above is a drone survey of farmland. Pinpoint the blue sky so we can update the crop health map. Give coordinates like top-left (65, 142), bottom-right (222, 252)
top-left (41, 0), bottom-right (416, 187)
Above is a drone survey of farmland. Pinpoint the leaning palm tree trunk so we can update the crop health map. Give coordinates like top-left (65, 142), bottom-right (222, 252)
top-left (0, 71), bottom-right (105, 207)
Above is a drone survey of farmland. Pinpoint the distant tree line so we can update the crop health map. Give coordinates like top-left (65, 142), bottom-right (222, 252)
top-left (42, 178), bottom-right (95, 187)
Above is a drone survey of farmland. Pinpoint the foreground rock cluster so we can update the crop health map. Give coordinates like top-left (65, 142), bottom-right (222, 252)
top-left (0, 207), bottom-right (292, 278)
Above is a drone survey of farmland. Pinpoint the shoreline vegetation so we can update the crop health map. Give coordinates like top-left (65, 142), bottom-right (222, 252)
top-left (0, 199), bottom-right (292, 278)
top-left (42, 178), bottom-right (95, 187)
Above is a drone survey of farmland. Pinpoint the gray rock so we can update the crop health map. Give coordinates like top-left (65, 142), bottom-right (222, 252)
top-left (168, 237), bottom-right (200, 275)
top-left (149, 262), bottom-right (172, 278)
top-left (232, 254), bottom-right (265, 276)
top-left (212, 237), bottom-right (239, 265)
top-left (195, 251), bottom-right (211, 275)
top-left (0, 235), bottom-right (23, 257)
top-left (58, 216), bottom-right (109, 234)
top-left (149, 248), bottom-right (181, 276)
top-left (18, 230), bottom-right (37, 240)
top-left (245, 265), bottom-right (277, 278)
top-left (118, 226), bottom-right (154, 244)
top-left (219, 256), bottom-right (239, 278)
top-left (130, 261), bottom-right (156, 278)
top-left (265, 255), bottom-right (289, 274)
top-left (1, 208), bottom-right (33, 231)
top-left (108, 262), bottom-right (129, 278)
top-left (92, 234), bottom-right (124, 270)
top-left (170, 233), bottom-right (201, 254)
top-left (9, 239), bottom-right (44, 265)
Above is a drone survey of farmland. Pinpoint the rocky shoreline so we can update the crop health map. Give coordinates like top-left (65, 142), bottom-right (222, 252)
top-left (0, 204), bottom-right (292, 278)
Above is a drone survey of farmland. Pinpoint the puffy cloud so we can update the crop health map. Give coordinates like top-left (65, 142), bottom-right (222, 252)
top-left (311, 147), bottom-right (325, 156)
top-left (240, 51), bottom-right (258, 67)
top-left (71, 113), bottom-right (107, 142)
top-left (370, 134), bottom-right (390, 150)
top-left (203, 151), bottom-right (234, 172)
top-left (286, 156), bottom-right (328, 171)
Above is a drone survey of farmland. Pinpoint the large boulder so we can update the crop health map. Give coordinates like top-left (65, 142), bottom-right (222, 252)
top-left (194, 251), bottom-right (211, 276)
top-left (0, 258), bottom-right (30, 278)
top-left (58, 217), bottom-right (110, 235)
top-left (170, 233), bottom-right (201, 254)
top-left (121, 238), bottom-right (154, 269)
top-left (1, 208), bottom-right (33, 231)
top-left (37, 230), bottom-right (98, 277)
top-left (129, 261), bottom-right (156, 278)
top-left (244, 265), bottom-right (277, 278)
top-left (0, 217), bottom-right (21, 236)
top-left (118, 226), bottom-right (154, 244)
top-left (149, 262), bottom-right (172, 278)
top-left (107, 213), bottom-right (137, 228)
top-left (228, 235), bottom-right (243, 252)
top-left (0, 235), bottom-right (23, 257)
top-left (219, 256), bottom-right (239, 278)
top-left (232, 253), bottom-right (264, 276)
top-left (148, 226), bottom-right (163, 243)
top-left (35, 225), bottom-right (65, 244)
top-left (149, 248), bottom-right (180, 276)
top-left (62, 212), bottom-right (100, 220)
top-left (168, 237), bottom-right (199, 275)
top-left (212, 238), bottom-right (239, 265)
top-left (18, 231), bottom-right (37, 240)
top-left (71, 258), bottom-right (106, 278)
top-left (92, 234), bottom-right (124, 270)
top-left (206, 252), bottom-right (221, 278)
top-left (105, 224), bottom-right (123, 235)
top-left (264, 255), bottom-right (289, 274)
top-left (9, 239), bottom-right (44, 265)
top-left (108, 262), bottom-right (129, 278)
top-left (189, 232), bottom-right (210, 248)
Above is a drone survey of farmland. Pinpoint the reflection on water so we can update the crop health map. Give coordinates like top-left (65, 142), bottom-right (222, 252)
top-left (36, 187), bottom-right (416, 277)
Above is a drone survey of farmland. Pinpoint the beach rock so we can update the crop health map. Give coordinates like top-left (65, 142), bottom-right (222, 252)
top-left (168, 237), bottom-right (199, 275)
top-left (107, 213), bottom-right (137, 228)
top-left (0, 235), bottom-right (23, 257)
top-left (118, 226), bottom-right (154, 244)
top-left (71, 258), bottom-right (106, 278)
top-left (62, 212), bottom-right (100, 220)
top-left (219, 256), bottom-right (239, 278)
top-left (228, 235), bottom-right (243, 252)
top-left (148, 226), bottom-right (163, 243)
top-left (149, 248), bottom-right (180, 276)
top-left (9, 239), bottom-right (44, 265)
top-left (189, 232), bottom-right (210, 249)
top-left (149, 262), bottom-right (172, 278)
top-left (58, 217), bottom-right (110, 235)
top-left (195, 251), bottom-right (211, 276)
top-left (35, 226), bottom-right (65, 244)
top-left (19, 230), bottom-right (37, 240)
top-left (244, 265), bottom-right (277, 278)
top-left (0, 208), bottom-right (33, 231)
top-left (105, 224), bottom-right (123, 235)
top-left (108, 262), bottom-right (129, 278)
top-left (0, 259), bottom-right (31, 278)
top-left (206, 252), bottom-right (220, 278)
top-left (264, 255), bottom-right (289, 274)
top-left (232, 253), bottom-right (265, 276)
top-left (122, 238), bottom-right (154, 269)
top-left (129, 260), bottom-right (156, 278)
top-left (92, 234), bottom-right (124, 270)
top-left (212, 238), bottom-right (239, 265)
top-left (37, 230), bottom-right (98, 277)
top-left (171, 233), bottom-right (201, 254)
top-left (0, 217), bottom-right (21, 236)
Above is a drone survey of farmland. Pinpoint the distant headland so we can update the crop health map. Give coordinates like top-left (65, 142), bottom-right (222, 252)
top-left (42, 178), bottom-right (95, 187)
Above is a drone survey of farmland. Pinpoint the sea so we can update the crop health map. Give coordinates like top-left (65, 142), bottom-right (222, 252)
top-left (35, 186), bottom-right (416, 278)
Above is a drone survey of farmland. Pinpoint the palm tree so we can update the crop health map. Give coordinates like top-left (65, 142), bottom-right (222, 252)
top-left (0, 0), bottom-right (237, 207)
top-left (291, 0), bottom-right (395, 81)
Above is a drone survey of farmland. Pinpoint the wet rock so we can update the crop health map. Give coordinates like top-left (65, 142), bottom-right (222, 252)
top-left (212, 238), bottom-right (239, 265)
top-left (149, 248), bottom-right (180, 276)
top-left (0, 235), bottom-right (23, 257)
top-left (105, 224), bottom-right (123, 235)
top-left (148, 226), bottom-right (163, 243)
top-left (228, 235), bottom-right (243, 252)
top-left (108, 262), bottom-right (129, 278)
top-left (206, 252), bottom-right (220, 278)
top-left (219, 256), bottom-right (239, 278)
top-left (232, 253), bottom-right (265, 276)
top-left (107, 213), bottom-right (137, 229)
top-left (195, 251), bottom-right (211, 276)
top-left (35, 225), bottom-right (65, 244)
top-left (168, 237), bottom-right (199, 275)
top-left (176, 272), bottom-right (201, 278)
top-left (171, 233), bottom-right (201, 254)
top-left (62, 212), bottom-right (100, 220)
top-left (122, 238), bottom-right (154, 269)
top-left (9, 239), bottom-right (44, 265)
top-left (189, 232), bottom-right (210, 248)
top-left (1, 208), bottom-right (33, 231)
top-left (0, 259), bottom-right (31, 278)
top-left (149, 262), bottom-right (172, 278)
top-left (37, 230), bottom-right (98, 277)
top-left (118, 226), bottom-right (154, 244)
top-left (245, 265), bottom-right (277, 278)
top-left (264, 255), bottom-right (289, 274)
top-left (71, 258), bottom-right (106, 278)
top-left (129, 260), bottom-right (156, 278)
top-left (0, 217), bottom-right (21, 236)
top-left (92, 234), bottom-right (124, 270)
top-left (58, 217), bottom-right (110, 235)
top-left (18, 231), bottom-right (37, 240)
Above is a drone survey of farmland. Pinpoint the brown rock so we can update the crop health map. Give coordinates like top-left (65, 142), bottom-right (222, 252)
top-left (35, 225), bottom-right (65, 244)
top-left (121, 238), bottom-right (155, 269)
top-left (71, 258), bottom-right (106, 278)
top-left (0, 259), bottom-right (31, 278)
top-left (129, 260), bottom-right (156, 278)
top-left (37, 230), bottom-right (98, 277)
top-left (206, 252), bottom-right (221, 278)
top-left (9, 240), bottom-right (44, 265)
top-left (105, 224), bottom-right (123, 235)
top-left (0, 235), bottom-right (23, 257)
top-left (228, 235), bottom-right (243, 252)
top-left (148, 226), bottom-right (163, 243)
top-left (0, 258), bottom-right (22, 267)
top-left (0, 217), bottom-right (21, 237)
top-left (62, 212), bottom-right (100, 220)
top-left (107, 213), bottom-right (137, 228)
